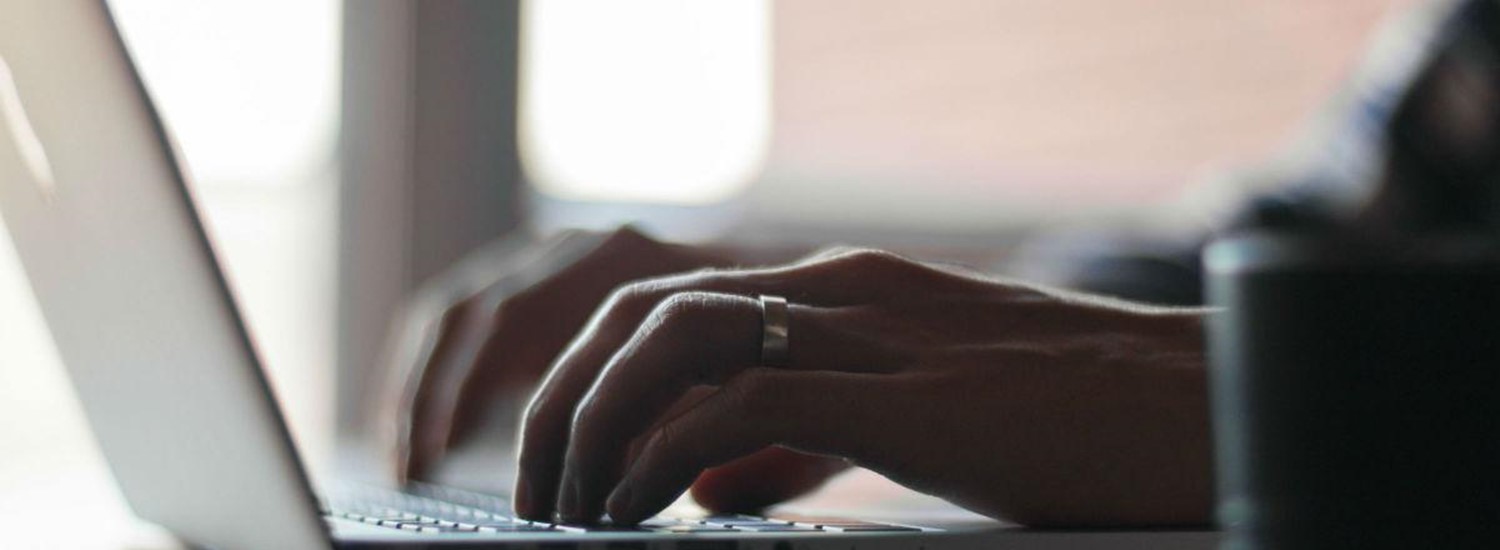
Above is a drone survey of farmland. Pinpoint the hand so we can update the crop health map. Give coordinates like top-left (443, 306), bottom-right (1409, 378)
top-left (386, 226), bottom-right (721, 482)
top-left (513, 249), bottom-right (1214, 527)
top-left (385, 225), bottom-right (845, 513)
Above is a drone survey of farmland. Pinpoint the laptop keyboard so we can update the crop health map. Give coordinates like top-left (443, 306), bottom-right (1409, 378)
top-left (322, 482), bottom-right (925, 535)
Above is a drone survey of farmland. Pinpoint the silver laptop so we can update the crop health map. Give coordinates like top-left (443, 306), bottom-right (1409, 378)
top-left (0, 2), bottom-right (1216, 549)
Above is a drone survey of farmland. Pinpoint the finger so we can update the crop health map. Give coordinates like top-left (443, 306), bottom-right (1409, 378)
top-left (421, 231), bottom-right (622, 455)
top-left (622, 385), bottom-right (718, 468)
top-left (509, 281), bottom-right (749, 519)
top-left (440, 295), bottom-right (567, 452)
top-left (513, 249), bottom-right (925, 519)
top-left (394, 232), bottom-right (599, 482)
top-left (446, 230), bottom-right (703, 451)
top-left (552, 292), bottom-right (758, 522)
top-left (690, 447), bottom-right (851, 513)
top-left (606, 368), bottom-right (894, 524)
top-left (557, 293), bottom-right (898, 523)
top-left (402, 229), bottom-right (640, 488)
top-left (396, 298), bottom-right (494, 483)
top-left (380, 301), bottom-right (440, 483)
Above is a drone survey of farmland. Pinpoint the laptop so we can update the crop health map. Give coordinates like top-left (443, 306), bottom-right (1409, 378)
top-left (0, 2), bottom-right (1217, 548)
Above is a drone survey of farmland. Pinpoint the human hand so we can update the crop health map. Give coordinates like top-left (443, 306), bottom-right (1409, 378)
top-left (386, 226), bottom-right (721, 482)
top-left (514, 249), bottom-right (1214, 527)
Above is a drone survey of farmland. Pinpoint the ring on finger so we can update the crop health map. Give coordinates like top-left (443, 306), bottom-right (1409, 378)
top-left (759, 295), bottom-right (789, 368)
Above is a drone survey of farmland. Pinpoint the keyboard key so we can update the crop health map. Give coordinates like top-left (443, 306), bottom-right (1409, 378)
top-left (576, 524), bottom-right (654, 532)
top-left (476, 524), bottom-right (560, 533)
top-left (820, 525), bottom-right (922, 533)
top-left (393, 524), bottom-right (438, 536)
top-left (701, 514), bottom-right (767, 522)
top-left (636, 518), bottom-right (687, 528)
top-left (363, 513), bottom-right (421, 522)
top-left (783, 519), bottom-right (892, 528)
top-left (652, 525), bottom-right (740, 534)
top-left (736, 525), bottom-right (823, 532)
top-left (738, 524), bottom-right (822, 533)
top-left (702, 519), bottom-right (794, 528)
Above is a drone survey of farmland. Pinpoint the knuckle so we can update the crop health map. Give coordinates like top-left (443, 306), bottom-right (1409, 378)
top-left (650, 291), bottom-right (719, 328)
top-left (608, 224), bottom-right (654, 246)
top-left (653, 421), bottom-right (679, 452)
top-left (516, 446), bottom-right (550, 473)
top-left (723, 371), bottom-right (777, 412)
top-left (488, 285), bottom-right (541, 321)
top-left (521, 397), bottom-right (548, 429)
top-left (682, 266), bottom-right (727, 284)
top-left (601, 282), bottom-right (644, 312)
top-left (436, 300), bottom-right (467, 327)
top-left (593, 283), bottom-right (660, 337)
top-left (648, 421), bottom-right (688, 465)
top-left (604, 279), bottom-right (671, 317)
top-left (835, 248), bottom-right (907, 269)
top-left (805, 245), bottom-right (861, 261)
top-left (640, 293), bottom-right (737, 384)
top-left (815, 248), bottom-right (928, 286)
top-left (422, 295), bottom-right (476, 337)
top-left (567, 399), bottom-right (603, 445)
top-left (521, 395), bottom-right (569, 442)
top-left (488, 298), bottom-right (515, 324)
top-left (409, 280), bottom-right (462, 317)
top-left (602, 270), bottom-right (723, 324)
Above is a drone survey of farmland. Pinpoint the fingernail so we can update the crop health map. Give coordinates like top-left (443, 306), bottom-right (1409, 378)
top-left (401, 456), bottom-right (420, 484)
top-left (513, 479), bottom-right (533, 518)
top-left (606, 483), bottom-right (633, 522)
top-left (557, 478), bottom-right (580, 521)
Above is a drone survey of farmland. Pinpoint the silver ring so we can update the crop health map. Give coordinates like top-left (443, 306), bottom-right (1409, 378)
top-left (759, 295), bottom-right (789, 367)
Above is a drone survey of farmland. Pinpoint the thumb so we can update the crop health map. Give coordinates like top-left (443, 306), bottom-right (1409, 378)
top-left (689, 447), bottom-right (851, 513)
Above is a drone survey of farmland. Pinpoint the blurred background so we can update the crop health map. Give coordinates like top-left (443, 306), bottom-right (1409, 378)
top-left (0, 0), bottom-right (1417, 545)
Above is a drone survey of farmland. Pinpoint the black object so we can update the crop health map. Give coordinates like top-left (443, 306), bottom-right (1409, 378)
top-left (1205, 232), bottom-right (1500, 549)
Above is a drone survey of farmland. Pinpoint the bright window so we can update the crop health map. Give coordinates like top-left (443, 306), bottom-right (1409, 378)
top-left (522, 0), bottom-right (1420, 231)
top-left (520, 0), bottom-right (772, 205)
